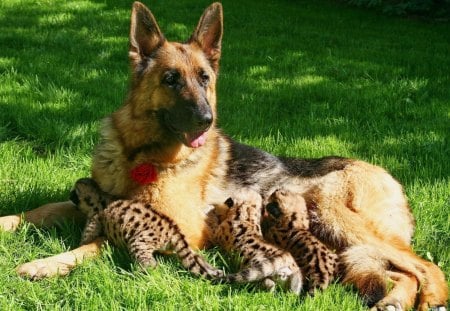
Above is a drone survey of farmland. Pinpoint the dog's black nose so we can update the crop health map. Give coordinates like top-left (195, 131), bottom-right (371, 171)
top-left (196, 111), bottom-right (213, 129)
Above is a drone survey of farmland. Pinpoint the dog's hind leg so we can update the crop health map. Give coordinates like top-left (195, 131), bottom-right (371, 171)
top-left (16, 237), bottom-right (105, 280)
top-left (344, 242), bottom-right (448, 311)
top-left (370, 270), bottom-right (418, 311)
top-left (377, 246), bottom-right (448, 311)
top-left (416, 258), bottom-right (448, 311)
top-left (0, 201), bottom-right (85, 232)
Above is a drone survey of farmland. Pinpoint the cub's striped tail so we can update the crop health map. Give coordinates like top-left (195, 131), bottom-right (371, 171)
top-left (171, 230), bottom-right (224, 280)
top-left (222, 258), bottom-right (302, 294)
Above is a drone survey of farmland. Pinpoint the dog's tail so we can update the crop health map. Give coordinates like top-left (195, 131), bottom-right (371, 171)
top-left (340, 241), bottom-right (448, 309)
top-left (340, 245), bottom-right (390, 306)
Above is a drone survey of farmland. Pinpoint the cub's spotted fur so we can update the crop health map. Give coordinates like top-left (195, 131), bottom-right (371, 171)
top-left (211, 189), bottom-right (302, 293)
top-left (263, 189), bottom-right (339, 293)
top-left (70, 178), bottom-right (223, 279)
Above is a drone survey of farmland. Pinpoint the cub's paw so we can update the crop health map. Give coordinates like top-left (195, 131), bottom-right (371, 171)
top-left (209, 268), bottom-right (225, 278)
top-left (275, 266), bottom-right (293, 281)
top-left (261, 277), bottom-right (276, 292)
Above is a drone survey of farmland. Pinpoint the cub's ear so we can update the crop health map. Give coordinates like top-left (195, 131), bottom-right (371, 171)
top-left (265, 201), bottom-right (282, 219)
top-left (129, 2), bottom-right (165, 66)
top-left (224, 197), bottom-right (234, 208)
top-left (189, 2), bottom-right (223, 72)
top-left (69, 189), bottom-right (80, 206)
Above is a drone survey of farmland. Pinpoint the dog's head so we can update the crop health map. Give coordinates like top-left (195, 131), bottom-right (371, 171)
top-left (124, 2), bottom-right (223, 149)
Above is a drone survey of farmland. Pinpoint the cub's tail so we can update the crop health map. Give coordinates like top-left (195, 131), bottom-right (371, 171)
top-left (222, 257), bottom-right (303, 294)
top-left (171, 231), bottom-right (224, 280)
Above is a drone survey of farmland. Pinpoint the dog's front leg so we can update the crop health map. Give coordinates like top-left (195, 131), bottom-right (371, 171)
top-left (0, 201), bottom-right (85, 231)
top-left (16, 237), bottom-right (105, 279)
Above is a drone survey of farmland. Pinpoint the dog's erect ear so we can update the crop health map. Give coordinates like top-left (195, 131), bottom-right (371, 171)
top-left (129, 2), bottom-right (165, 63)
top-left (189, 2), bottom-right (223, 72)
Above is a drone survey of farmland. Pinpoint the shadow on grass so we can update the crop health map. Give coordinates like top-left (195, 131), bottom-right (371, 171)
top-left (0, 1), bottom-right (129, 151)
top-left (1, 0), bottom-right (448, 182)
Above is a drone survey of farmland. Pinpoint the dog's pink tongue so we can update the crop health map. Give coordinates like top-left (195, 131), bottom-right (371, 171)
top-left (185, 131), bottom-right (207, 148)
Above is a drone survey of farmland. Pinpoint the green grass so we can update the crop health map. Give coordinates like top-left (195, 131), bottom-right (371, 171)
top-left (0, 0), bottom-right (449, 309)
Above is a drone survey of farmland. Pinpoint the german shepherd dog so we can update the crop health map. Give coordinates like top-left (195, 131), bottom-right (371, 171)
top-left (0, 2), bottom-right (447, 310)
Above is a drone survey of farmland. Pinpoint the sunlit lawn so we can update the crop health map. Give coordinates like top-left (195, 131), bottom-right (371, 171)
top-left (0, 0), bottom-right (448, 309)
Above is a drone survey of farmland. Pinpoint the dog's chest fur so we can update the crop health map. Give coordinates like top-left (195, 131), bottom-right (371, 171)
top-left (91, 117), bottom-right (225, 248)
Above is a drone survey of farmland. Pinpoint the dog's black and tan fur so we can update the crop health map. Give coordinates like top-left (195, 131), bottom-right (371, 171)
top-left (1, 2), bottom-right (447, 310)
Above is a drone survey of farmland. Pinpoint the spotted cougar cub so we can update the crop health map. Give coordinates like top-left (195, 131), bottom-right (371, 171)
top-left (69, 178), bottom-right (223, 279)
top-left (211, 189), bottom-right (302, 294)
top-left (263, 189), bottom-right (340, 293)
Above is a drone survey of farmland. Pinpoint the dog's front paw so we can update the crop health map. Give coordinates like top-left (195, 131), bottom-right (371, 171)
top-left (17, 239), bottom-right (104, 280)
top-left (0, 215), bottom-right (21, 232)
top-left (16, 258), bottom-right (73, 280)
top-left (16, 251), bottom-right (79, 280)
top-left (16, 258), bottom-right (71, 280)
top-left (370, 300), bottom-right (403, 311)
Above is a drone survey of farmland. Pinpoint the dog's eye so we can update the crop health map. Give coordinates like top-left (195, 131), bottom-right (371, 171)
top-left (162, 70), bottom-right (180, 87)
top-left (199, 70), bottom-right (210, 86)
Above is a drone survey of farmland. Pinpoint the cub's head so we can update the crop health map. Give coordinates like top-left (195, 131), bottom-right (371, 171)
top-left (264, 189), bottom-right (309, 230)
top-left (70, 178), bottom-right (111, 217)
top-left (214, 189), bottom-right (263, 224)
top-left (124, 2), bottom-right (223, 149)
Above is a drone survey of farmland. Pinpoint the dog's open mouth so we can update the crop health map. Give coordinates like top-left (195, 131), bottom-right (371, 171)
top-left (165, 122), bottom-right (209, 148)
top-left (161, 111), bottom-right (211, 148)
top-left (182, 131), bottom-right (208, 148)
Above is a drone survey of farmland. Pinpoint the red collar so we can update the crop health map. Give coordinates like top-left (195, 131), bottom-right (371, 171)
top-left (130, 163), bottom-right (158, 185)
